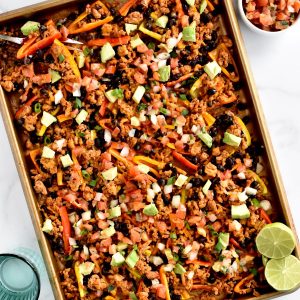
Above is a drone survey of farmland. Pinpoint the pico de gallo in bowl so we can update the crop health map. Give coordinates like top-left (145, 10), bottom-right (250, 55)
top-left (239, 0), bottom-right (300, 33)
top-left (0, 0), bottom-right (298, 299)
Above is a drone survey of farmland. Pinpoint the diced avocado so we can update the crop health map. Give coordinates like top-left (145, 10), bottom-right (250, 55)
top-left (111, 252), bottom-right (125, 267)
top-left (182, 21), bottom-right (196, 42)
top-left (198, 128), bottom-right (213, 148)
top-left (100, 42), bottom-right (115, 63)
top-left (137, 164), bottom-right (150, 174)
top-left (78, 262), bottom-right (95, 275)
top-left (75, 109), bottom-right (88, 125)
top-left (133, 85), bottom-right (145, 104)
top-left (143, 203), bottom-right (159, 216)
top-left (126, 250), bottom-right (139, 268)
top-left (42, 146), bottom-right (55, 159)
top-left (186, 0), bottom-right (195, 6)
top-left (108, 205), bottom-right (122, 219)
top-left (155, 15), bottom-right (169, 28)
top-left (125, 23), bottom-right (138, 35)
top-left (158, 65), bottom-right (170, 82)
top-left (175, 174), bottom-right (188, 187)
top-left (130, 34), bottom-right (144, 49)
top-left (21, 21), bottom-right (40, 36)
top-left (202, 179), bottom-right (211, 195)
top-left (102, 167), bottom-right (118, 181)
top-left (204, 61), bottom-right (222, 80)
top-left (76, 52), bottom-right (85, 69)
top-left (223, 132), bottom-right (242, 147)
top-left (130, 116), bottom-right (141, 127)
top-left (174, 263), bottom-right (187, 275)
top-left (42, 219), bottom-right (53, 233)
top-left (60, 154), bottom-right (74, 168)
top-left (215, 232), bottom-right (229, 252)
top-left (50, 70), bottom-right (61, 83)
top-left (200, 0), bottom-right (208, 14)
top-left (101, 225), bottom-right (116, 238)
top-left (117, 242), bottom-right (128, 251)
top-left (231, 204), bottom-right (250, 219)
top-left (41, 111), bottom-right (57, 127)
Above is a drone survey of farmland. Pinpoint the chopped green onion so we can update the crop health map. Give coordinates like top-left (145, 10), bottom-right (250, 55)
top-left (65, 255), bottom-right (73, 261)
top-left (137, 103), bottom-right (148, 111)
top-left (80, 229), bottom-right (89, 236)
top-left (170, 51), bottom-right (178, 58)
top-left (81, 170), bottom-right (91, 180)
top-left (185, 221), bottom-right (191, 230)
top-left (94, 125), bottom-right (102, 131)
top-left (34, 102), bottom-right (41, 113)
top-left (181, 109), bottom-right (189, 116)
top-left (89, 178), bottom-right (98, 187)
top-left (111, 88), bottom-right (124, 99)
top-left (179, 94), bottom-right (187, 100)
top-left (251, 198), bottom-right (260, 207)
top-left (74, 98), bottom-right (82, 109)
top-left (107, 285), bottom-right (115, 292)
top-left (83, 47), bottom-right (91, 57)
top-left (126, 250), bottom-right (139, 269)
top-left (58, 54), bottom-right (65, 63)
top-left (44, 136), bottom-right (51, 145)
top-left (129, 292), bottom-right (138, 300)
top-left (159, 107), bottom-right (170, 115)
top-left (147, 42), bottom-right (155, 50)
top-left (250, 268), bottom-right (258, 276)
top-left (167, 176), bottom-right (176, 185)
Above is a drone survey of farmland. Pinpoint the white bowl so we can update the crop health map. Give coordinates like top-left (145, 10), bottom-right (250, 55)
top-left (237, 0), bottom-right (300, 36)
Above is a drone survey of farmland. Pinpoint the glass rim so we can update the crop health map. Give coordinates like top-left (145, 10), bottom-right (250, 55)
top-left (0, 253), bottom-right (41, 299)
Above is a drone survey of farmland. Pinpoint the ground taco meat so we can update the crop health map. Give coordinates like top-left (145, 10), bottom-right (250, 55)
top-left (0, 0), bottom-right (276, 299)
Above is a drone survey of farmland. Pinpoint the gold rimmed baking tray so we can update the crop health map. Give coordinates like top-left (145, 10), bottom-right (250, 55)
top-left (0, 1), bottom-right (299, 299)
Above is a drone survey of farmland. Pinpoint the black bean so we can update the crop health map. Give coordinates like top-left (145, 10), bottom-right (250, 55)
top-left (171, 73), bottom-right (182, 81)
top-left (134, 129), bottom-right (144, 138)
top-left (216, 164), bottom-right (225, 171)
top-left (209, 126), bottom-right (218, 138)
top-left (197, 55), bottom-right (209, 66)
top-left (207, 88), bottom-right (217, 96)
top-left (67, 12), bottom-right (78, 21)
top-left (198, 166), bottom-right (205, 175)
top-left (242, 115), bottom-right (250, 125)
top-left (207, 100), bottom-right (213, 107)
top-left (114, 222), bottom-right (129, 236)
top-left (198, 236), bottom-right (207, 243)
top-left (225, 157), bottom-right (235, 170)
top-left (190, 177), bottom-right (202, 187)
top-left (44, 177), bottom-right (53, 188)
top-left (157, 178), bottom-right (166, 186)
top-left (212, 4), bottom-right (222, 16)
top-left (194, 69), bottom-right (205, 78)
top-left (201, 13), bottom-right (212, 24)
top-left (162, 194), bottom-right (170, 205)
top-left (169, 18), bottom-right (177, 27)
top-left (94, 137), bottom-right (104, 149)
top-left (45, 54), bottom-right (54, 64)
top-left (233, 151), bottom-right (243, 160)
top-left (207, 272), bottom-right (216, 283)
top-left (233, 81), bottom-right (243, 91)
top-left (102, 261), bottom-right (111, 274)
top-left (134, 143), bottom-right (141, 151)
top-left (49, 192), bottom-right (57, 199)
top-left (186, 155), bottom-right (199, 165)
top-left (171, 167), bottom-right (177, 177)
top-left (227, 63), bottom-right (235, 72)
top-left (171, 295), bottom-right (181, 300)
top-left (143, 277), bottom-right (152, 287)
top-left (237, 102), bottom-right (247, 110)
top-left (250, 180), bottom-right (259, 189)
top-left (190, 192), bottom-right (199, 200)
top-left (215, 114), bottom-right (234, 130)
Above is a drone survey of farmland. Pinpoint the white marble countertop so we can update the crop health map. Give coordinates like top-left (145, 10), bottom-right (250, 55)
top-left (0, 1), bottom-right (299, 299)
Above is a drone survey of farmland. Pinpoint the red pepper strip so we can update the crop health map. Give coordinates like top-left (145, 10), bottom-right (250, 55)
top-left (17, 32), bottom-right (62, 59)
top-left (166, 72), bottom-right (194, 87)
top-left (172, 151), bottom-right (198, 171)
top-left (229, 238), bottom-right (243, 250)
top-left (68, 16), bottom-right (113, 34)
top-left (59, 206), bottom-right (72, 255)
top-left (87, 36), bottom-right (130, 47)
top-left (159, 266), bottom-right (171, 300)
top-left (259, 208), bottom-right (272, 224)
top-left (175, 0), bottom-right (185, 18)
top-left (191, 285), bottom-right (214, 291)
top-left (119, 0), bottom-right (137, 16)
top-left (99, 99), bottom-right (108, 116)
top-left (15, 95), bottom-right (38, 119)
top-left (206, 0), bottom-right (215, 11)
top-left (16, 37), bottom-right (37, 60)
top-left (185, 260), bottom-right (212, 267)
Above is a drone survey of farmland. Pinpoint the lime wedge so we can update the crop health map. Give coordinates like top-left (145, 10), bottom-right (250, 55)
top-left (255, 222), bottom-right (296, 259)
top-left (265, 255), bottom-right (300, 291)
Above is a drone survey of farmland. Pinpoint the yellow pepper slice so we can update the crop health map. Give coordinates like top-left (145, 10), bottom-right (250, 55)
top-left (139, 22), bottom-right (163, 42)
top-left (57, 169), bottom-right (63, 186)
top-left (246, 170), bottom-right (268, 195)
top-left (206, 0), bottom-right (215, 11)
top-left (53, 39), bottom-right (81, 79)
top-left (57, 115), bottom-right (73, 123)
top-left (133, 156), bottom-right (165, 170)
top-left (202, 112), bottom-right (216, 127)
top-left (235, 116), bottom-right (251, 146)
top-left (190, 74), bottom-right (205, 99)
top-left (109, 148), bottom-right (133, 168)
top-left (37, 106), bottom-right (60, 137)
top-left (166, 143), bottom-right (176, 150)
top-left (159, 266), bottom-right (171, 300)
top-left (74, 261), bottom-right (88, 298)
top-left (208, 43), bottom-right (240, 82)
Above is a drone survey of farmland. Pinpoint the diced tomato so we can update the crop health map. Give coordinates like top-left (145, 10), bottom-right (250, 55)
top-left (134, 71), bottom-right (146, 84)
top-left (256, 0), bottom-right (268, 7)
top-left (137, 44), bottom-right (149, 53)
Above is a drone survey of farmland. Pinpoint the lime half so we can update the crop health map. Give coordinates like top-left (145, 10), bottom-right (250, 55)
top-left (265, 255), bottom-right (300, 291)
top-left (256, 222), bottom-right (296, 259)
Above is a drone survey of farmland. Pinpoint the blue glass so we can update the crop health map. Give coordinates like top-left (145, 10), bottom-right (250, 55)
top-left (0, 253), bottom-right (40, 300)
